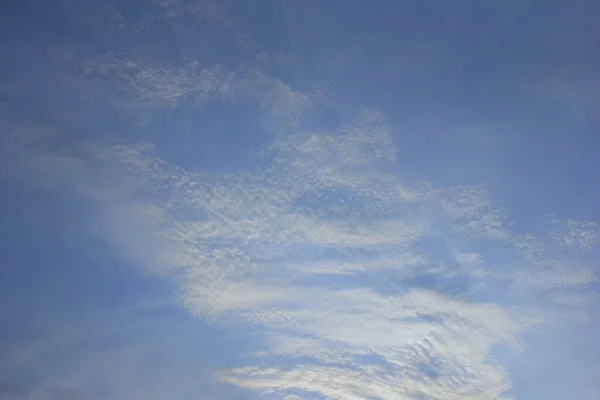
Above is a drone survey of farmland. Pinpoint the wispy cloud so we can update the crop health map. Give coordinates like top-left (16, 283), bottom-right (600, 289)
top-left (2, 1), bottom-right (599, 398)
top-left (83, 54), bottom-right (235, 118)
top-left (4, 92), bottom-right (598, 398)
top-left (551, 219), bottom-right (600, 250)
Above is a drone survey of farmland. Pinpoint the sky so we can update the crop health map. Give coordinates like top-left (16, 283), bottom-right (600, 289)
top-left (0, 0), bottom-right (599, 399)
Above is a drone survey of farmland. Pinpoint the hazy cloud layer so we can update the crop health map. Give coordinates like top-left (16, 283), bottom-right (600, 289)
top-left (1, 0), bottom-right (599, 399)
top-left (4, 96), bottom-right (598, 399)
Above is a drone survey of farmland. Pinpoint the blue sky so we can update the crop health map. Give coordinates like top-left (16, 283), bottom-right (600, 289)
top-left (1, 1), bottom-right (599, 399)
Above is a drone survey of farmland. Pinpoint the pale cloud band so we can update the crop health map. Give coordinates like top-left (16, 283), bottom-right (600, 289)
top-left (3, 89), bottom-right (597, 399)
top-left (1, 1), bottom-right (599, 398)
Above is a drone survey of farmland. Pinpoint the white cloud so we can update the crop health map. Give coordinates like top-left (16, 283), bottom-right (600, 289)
top-left (3, 14), bottom-right (599, 395)
top-left (6, 99), bottom-right (598, 399)
top-left (83, 54), bottom-right (235, 118)
top-left (551, 219), bottom-right (600, 250)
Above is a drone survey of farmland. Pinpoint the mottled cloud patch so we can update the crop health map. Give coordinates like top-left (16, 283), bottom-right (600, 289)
top-left (4, 99), bottom-right (598, 399)
top-left (552, 219), bottom-right (600, 250)
top-left (1, 1), bottom-right (598, 397)
top-left (83, 54), bottom-right (235, 117)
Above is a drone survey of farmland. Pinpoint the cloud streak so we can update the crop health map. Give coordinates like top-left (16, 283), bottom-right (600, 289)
top-left (4, 93), bottom-right (598, 399)
top-left (2, 1), bottom-right (599, 398)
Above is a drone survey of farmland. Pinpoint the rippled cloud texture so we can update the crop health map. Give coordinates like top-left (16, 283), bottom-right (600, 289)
top-left (1, 1), bottom-right (599, 399)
